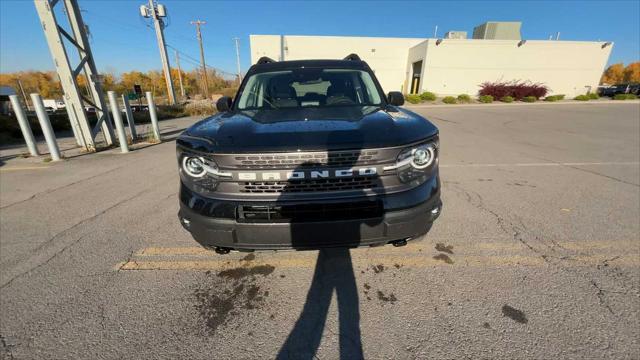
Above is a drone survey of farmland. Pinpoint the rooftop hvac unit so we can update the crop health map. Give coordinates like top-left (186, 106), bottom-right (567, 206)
top-left (444, 31), bottom-right (467, 39)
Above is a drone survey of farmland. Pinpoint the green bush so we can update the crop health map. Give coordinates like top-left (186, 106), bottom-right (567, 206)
top-left (588, 92), bottom-right (599, 100)
top-left (406, 94), bottom-right (421, 104)
top-left (522, 96), bottom-right (537, 102)
top-left (613, 93), bottom-right (638, 100)
top-left (478, 95), bottom-right (494, 103)
top-left (555, 94), bottom-right (566, 100)
top-left (544, 96), bottom-right (558, 102)
top-left (574, 95), bottom-right (590, 101)
top-left (419, 91), bottom-right (436, 101)
top-left (457, 94), bottom-right (471, 103)
top-left (500, 96), bottom-right (514, 103)
top-left (442, 96), bottom-right (457, 104)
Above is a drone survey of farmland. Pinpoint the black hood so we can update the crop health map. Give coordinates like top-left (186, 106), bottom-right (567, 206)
top-left (177, 106), bottom-right (438, 153)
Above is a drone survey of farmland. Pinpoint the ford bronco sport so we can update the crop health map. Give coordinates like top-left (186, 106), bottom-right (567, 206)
top-left (176, 54), bottom-right (441, 253)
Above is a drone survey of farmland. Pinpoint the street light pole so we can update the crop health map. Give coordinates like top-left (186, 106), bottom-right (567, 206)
top-left (234, 37), bottom-right (242, 84)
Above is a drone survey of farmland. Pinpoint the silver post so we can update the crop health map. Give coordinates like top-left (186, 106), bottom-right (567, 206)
top-left (121, 95), bottom-right (137, 141)
top-left (9, 95), bottom-right (39, 156)
top-left (30, 93), bottom-right (61, 161)
top-left (107, 91), bottom-right (130, 153)
top-left (234, 37), bottom-right (242, 84)
top-left (146, 91), bottom-right (161, 141)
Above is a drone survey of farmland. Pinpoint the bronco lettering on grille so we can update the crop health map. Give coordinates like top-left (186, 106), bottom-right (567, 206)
top-left (236, 167), bottom-right (377, 181)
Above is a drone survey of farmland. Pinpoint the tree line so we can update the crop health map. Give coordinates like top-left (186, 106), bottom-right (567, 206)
top-left (601, 62), bottom-right (640, 85)
top-left (0, 68), bottom-right (237, 100)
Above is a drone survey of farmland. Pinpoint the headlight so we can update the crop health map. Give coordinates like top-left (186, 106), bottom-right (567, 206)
top-left (393, 142), bottom-right (438, 170)
top-left (385, 140), bottom-right (438, 184)
top-left (182, 156), bottom-right (206, 177)
top-left (410, 145), bottom-right (435, 169)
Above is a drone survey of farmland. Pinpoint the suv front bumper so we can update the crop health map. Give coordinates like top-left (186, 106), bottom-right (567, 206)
top-left (178, 175), bottom-right (441, 251)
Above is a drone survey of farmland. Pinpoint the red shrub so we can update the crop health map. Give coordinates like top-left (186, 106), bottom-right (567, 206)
top-left (479, 80), bottom-right (549, 100)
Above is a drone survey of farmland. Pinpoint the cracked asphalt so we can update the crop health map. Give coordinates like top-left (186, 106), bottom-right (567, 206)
top-left (1, 103), bottom-right (639, 359)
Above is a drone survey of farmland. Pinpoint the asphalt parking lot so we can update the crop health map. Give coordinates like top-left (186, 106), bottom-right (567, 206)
top-left (1, 102), bottom-right (638, 359)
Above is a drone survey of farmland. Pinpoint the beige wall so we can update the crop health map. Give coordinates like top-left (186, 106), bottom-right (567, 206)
top-left (413, 39), bottom-right (612, 97)
top-left (250, 35), bottom-right (613, 98)
top-left (250, 35), bottom-right (423, 93)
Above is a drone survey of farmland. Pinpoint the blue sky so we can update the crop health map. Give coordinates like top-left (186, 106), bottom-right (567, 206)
top-left (1, 0), bottom-right (639, 76)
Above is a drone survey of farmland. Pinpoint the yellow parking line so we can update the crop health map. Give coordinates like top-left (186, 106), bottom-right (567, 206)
top-left (119, 254), bottom-right (638, 271)
top-left (0, 166), bottom-right (50, 172)
top-left (135, 239), bottom-right (640, 257)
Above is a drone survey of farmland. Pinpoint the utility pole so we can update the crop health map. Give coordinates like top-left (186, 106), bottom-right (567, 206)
top-left (190, 20), bottom-right (209, 98)
top-left (233, 37), bottom-right (242, 84)
top-left (141, 0), bottom-right (176, 105)
top-left (174, 50), bottom-right (185, 98)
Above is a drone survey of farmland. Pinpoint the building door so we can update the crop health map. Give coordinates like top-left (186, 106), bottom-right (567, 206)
top-left (411, 61), bottom-right (423, 94)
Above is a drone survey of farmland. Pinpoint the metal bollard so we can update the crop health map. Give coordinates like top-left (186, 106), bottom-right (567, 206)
top-left (30, 93), bottom-right (61, 161)
top-left (9, 95), bottom-right (39, 156)
top-left (107, 91), bottom-right (129, 153)
top-left (121, 95), bottom-right (137, 141)
top-left (145, 91), bottom-right (161, 142)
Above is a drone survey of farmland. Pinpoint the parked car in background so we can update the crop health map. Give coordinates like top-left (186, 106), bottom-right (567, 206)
top-left (43, 99), bottom-right (65, 110)
top-left (599, 83), bottom-right (640, 97)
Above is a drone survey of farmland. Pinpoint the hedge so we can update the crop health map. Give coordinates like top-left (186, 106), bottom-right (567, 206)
top-left (442, 96), bottom-right (456, 104)
top-left (522, 96), bottom-right (537, 102)
top-left (613, 93), bottom-right (638, 100)
top-left (500, 96), bottom-right (514, 103)
top-left (574, 95), bottom-right (590, 101)
top-left (479, 80), bottom-right (549, 100)
top-left (419, 91), bottom-right (436, 101)
top-left (406, 94), bottom-right (421, 104)
top-left (457, 94), bottom-right (471, 103)
top-left (478, 95), bottom-right (494, 103)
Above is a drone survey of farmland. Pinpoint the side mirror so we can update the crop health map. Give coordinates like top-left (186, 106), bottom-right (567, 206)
top-left (387, 91), bottom-right (404, 106)
top-left (216, 96), bottom-right (233, 112)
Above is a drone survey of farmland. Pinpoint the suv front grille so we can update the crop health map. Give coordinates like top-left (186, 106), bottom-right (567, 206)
top-left (239, 177), bottom-right (378, 193)
top-left (232, 150), bottom-right (380, 169)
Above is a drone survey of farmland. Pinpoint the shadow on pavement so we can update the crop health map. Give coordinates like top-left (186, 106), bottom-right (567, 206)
top-left (277, 128), bottom-right (382, 359)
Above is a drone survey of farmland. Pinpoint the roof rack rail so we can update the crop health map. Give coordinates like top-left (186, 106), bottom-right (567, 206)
top-left (257, 56), bottom-right (276, 65)
top-left (343, 53), bottom-right (361, 61)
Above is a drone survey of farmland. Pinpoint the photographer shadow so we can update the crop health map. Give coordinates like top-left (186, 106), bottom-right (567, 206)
top-left (277, 131), bottom-right (383, 359)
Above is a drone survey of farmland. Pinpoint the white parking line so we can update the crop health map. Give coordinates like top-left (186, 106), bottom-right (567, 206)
top-left (440, 162), bottom-right (639, 168)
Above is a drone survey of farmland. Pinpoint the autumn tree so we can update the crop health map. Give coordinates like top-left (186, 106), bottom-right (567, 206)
top-left (623, 62), bottom-right (640, 83)
top-left (601, 63), bottom-right (625, 84)
top-left (1, 68), bottom-right (236, 99)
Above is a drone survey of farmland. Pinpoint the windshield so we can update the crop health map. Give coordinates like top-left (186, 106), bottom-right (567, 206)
top-left (236, 68), bottom-right (384, 110)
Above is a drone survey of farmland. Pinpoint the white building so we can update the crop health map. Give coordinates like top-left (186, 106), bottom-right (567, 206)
top-left (250, 33), bottom-right (613, 98)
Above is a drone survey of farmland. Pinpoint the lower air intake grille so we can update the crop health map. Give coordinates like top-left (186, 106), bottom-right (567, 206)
top-left (237, 201), bottom-right (384, 223)
top-left (239, 177), bottom-right (377, 193)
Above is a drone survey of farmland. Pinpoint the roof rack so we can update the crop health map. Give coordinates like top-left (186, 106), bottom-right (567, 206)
top-left (343, 53), bottom-right (361, 61)
top-left (256, 56), bottom-right (276, 65)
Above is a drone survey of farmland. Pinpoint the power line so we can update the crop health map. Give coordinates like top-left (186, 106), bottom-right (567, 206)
top-left (166, 44), bottom-right (237, 77)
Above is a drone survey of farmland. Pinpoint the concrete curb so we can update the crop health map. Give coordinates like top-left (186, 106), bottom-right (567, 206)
top-left (406, 99), bottom-right (640, 109)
